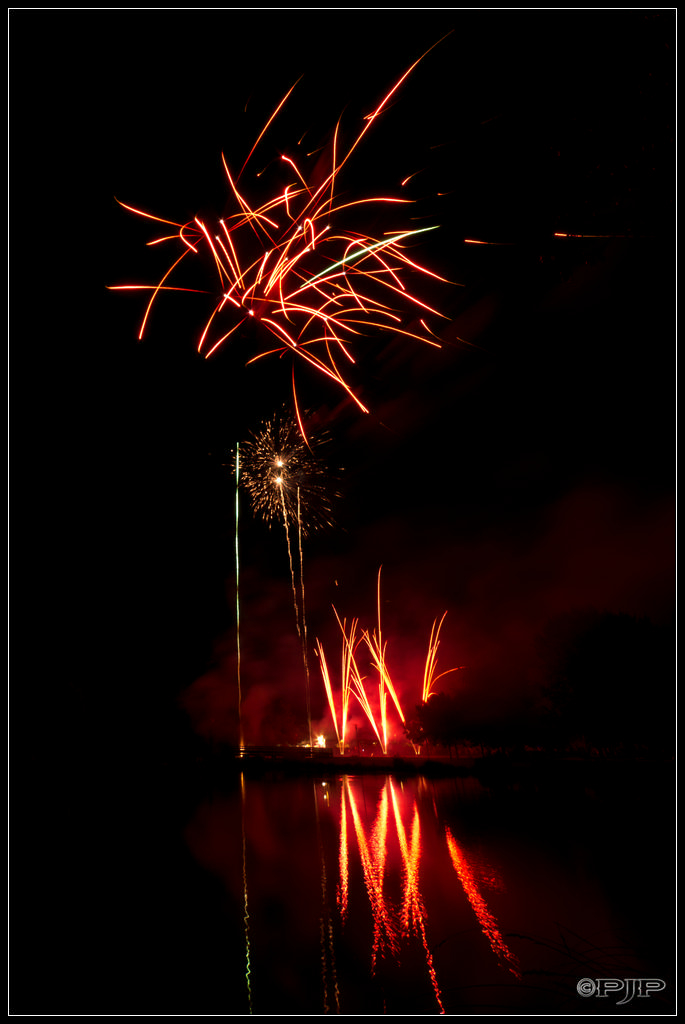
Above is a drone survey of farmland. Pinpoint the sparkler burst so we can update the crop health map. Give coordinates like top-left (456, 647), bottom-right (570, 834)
top-left (237, 408), bottom-right (335, 536)
top-left (110, 42), bottom-right (452, 428)
top-left (236, 408), bottom-right (336, 750)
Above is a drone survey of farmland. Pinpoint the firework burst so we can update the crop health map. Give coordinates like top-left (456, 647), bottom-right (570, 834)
top-left (110, 41), bottom-right (452, 432)
top-left (237, 408), bottom-right (335, 749)
top-left (237, 408), bottom-right (335, 536)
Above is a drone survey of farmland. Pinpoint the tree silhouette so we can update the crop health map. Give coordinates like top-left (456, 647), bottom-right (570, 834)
top-left (537, 610), bottom-right (673, 754)
top-left (405, 691), bottom-right (461, 752)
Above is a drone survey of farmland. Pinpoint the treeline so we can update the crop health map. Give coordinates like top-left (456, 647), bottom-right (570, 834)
top-left (404, 611), bottom-right (674, 758)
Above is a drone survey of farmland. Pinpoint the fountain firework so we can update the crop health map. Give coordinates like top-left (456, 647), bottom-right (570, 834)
top-left (416, 611), bottom-right (463, 753)
top-left (317, 610), bottom-right (383, 754)
top-left (317, 569), bottom-right (462, 755)
top-left (316, 572), bottom-right (404, 755)
top-left (318, 610), bottom-right (387, 754)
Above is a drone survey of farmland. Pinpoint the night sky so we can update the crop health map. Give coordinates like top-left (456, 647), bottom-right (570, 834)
top-left (9, 10), bottom-right (676, 1015)
top-left (12, 10), bottom-right (674, 758)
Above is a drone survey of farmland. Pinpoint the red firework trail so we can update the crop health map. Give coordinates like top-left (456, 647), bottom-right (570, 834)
top-left (316, 568), bottom-right (464, 755)
top-left (109, 39), bottom-right (453, 436)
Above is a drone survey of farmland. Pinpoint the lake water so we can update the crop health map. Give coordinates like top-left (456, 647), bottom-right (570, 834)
top-left (178, 764), bottom-right (673, 1015)
top-left (12, 759), bottom-right (673, 1014)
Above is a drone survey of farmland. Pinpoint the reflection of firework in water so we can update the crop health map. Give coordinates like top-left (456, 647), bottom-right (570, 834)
top-left (335, 777), bottom-right (445, 1010)
top-left (445, 825), bottom-right (521, 978)
top-left (238, 409), bottom-right (335, 536)
top-left (333, 777), bottom-right (516, 1009)
top-left (110, 41), bottom-right (452, 429)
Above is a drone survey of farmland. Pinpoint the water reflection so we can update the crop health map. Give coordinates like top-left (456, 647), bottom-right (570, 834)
top-left (184, 770), bottom-right (672, 1014)
top-left (240, 773), bottom-right (253, 1014)
top-left (444, 824), bottom-right (520, 978)
top-left (316, 782), bottom-right (340, 1014)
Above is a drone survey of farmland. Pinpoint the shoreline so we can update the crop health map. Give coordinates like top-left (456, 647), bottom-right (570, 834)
top-left (218, 748), bottom-right (675, 783)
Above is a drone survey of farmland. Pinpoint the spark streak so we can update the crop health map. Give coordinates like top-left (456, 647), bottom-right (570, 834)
top-left (111, 45), bottom-right (452, 428)
top-left (235, 443), bottom-right (244, 754)
top-left (317, 570), bottom-right (461, 756)
top-left (421, 612), bottom-right (463, 704)
top-left (363, 567), bottom-right (406, 754)
top-left (317, 611), bottom-right (385, 754)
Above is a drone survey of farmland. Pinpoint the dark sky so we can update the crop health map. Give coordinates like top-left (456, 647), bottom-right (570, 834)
top-left (11, 11), bottom-right (675, 754)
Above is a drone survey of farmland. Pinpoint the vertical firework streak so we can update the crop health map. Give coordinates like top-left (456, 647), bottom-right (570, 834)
top-left (278, 478), bottom-right (302, 641)
top-left (339, 613), bottom-right (385, 752)
top-left (316, 639), bottom-right (342, 753)
top-left (364, 568), bottom-right (406, 754)
top-left (318, 574), bottom-right (461, 756)
top-left (364, 629), bottom-right (405, 755)
top-left (334, 612), bottom-right (359, 754)
top-left (276, 480), bottom-right (313, 749)
top-left (235, 443), bottom-right (244, 753)
top-left (317, 611), bottom-right (386, 753)
top-left (298, 487), bottom-right (313, 750)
